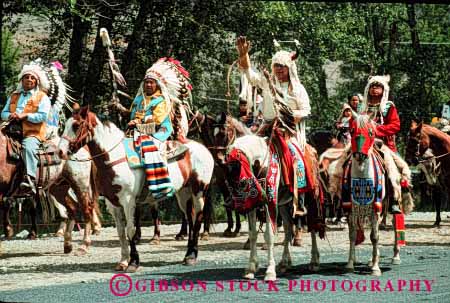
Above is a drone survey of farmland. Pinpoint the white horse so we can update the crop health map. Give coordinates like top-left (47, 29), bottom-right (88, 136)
top-left (340, 116), bottom-right (386, 276)
top-left (223, 135), bottom-right (321, 281)
top-left (59, 108), bottom-right (214, 271)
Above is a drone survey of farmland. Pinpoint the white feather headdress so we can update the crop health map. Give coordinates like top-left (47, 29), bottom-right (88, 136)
top-left (17, 59), bottom-right (49, 92)
top-left (361, 75), bottom-right (391, 115)
top-left (137, 57), bottom-right (192, 108)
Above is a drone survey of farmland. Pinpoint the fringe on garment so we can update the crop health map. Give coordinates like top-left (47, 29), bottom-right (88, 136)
top-left (134, 133), bottom-right (174, 199)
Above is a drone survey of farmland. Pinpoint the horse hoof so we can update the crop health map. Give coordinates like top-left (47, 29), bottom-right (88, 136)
top-left (64, 245), bottom-right (73, 254)
top-left (27, 232), bottom-right (37, 240)
top-left (392, 258), bottom-right (401, 265)
top-left (261, 243), bottom-right (268, 250)
top-left (309, 263), bottom-right (320, 272)
top-left (433, 222), bottom-right (441, 228)
top-left (264, 272), bottom-right (277, 281)
top-left (223, 229), bottom-right (234, 237)
top-left (92, 230), bottom-right (101, 236)
top-left (292, 238), bottom-right (302, 247)
top-left (345, 266), bottom-right (354, 273)
top-left (126, 264), bottom-right (141, 273)
top-left (243, 240), bottom-right (250, 250)
top-left (6, 226), bottom-right (14, 240)
top-left (175, 234), bottom-right (185, 241)
top-left (243, 272), bottom-right (255, 280)
top-left (115, 262), bottom-right (128, 271)
top-left (183, 257), bottom-right (197, 266)
top-left (278, 263), bottom-right (290, 273)
top-left (200, 232), bottom-right (209, 241)
top-left (75, 247), bottom-right (88, 256)
top-left (149, 237), bottom-right (160, 245)
top-left (371, 269), bottom-right (382, 276)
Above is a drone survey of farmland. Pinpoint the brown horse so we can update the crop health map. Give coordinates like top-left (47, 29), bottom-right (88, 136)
top-left (188, 111), bottom-right (246, 238)
top-left (0, 124), bottom-right (99, 255)
top-left (405, 121), bottom-right (450, 221)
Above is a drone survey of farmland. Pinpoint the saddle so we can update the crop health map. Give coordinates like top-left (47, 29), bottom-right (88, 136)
top-left (4, 136), bottom-right (61, 167)
top-left (37, 142), bottom-right (61, 167)
top-left (166, 141), bottom-right (189, 163)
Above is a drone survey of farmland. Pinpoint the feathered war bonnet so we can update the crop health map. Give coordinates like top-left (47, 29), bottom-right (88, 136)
top-left (270, 42), bottom-right (302, 95)
top-left (361, 75), bottom-right (391, 115)
top-left (138, 58), bottom-right (192, 112)
top-left (16, 59), bottom-right (70, 111)
top-left (17, 59), bottom-right (49, 92)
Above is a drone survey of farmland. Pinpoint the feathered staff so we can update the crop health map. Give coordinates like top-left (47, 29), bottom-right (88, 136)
top-left (99, 28), bottom-right (131, 114)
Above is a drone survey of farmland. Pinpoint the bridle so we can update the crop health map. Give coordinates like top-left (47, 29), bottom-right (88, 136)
top-left (209, 120), bottom-right (237, 151)
top-left (62, 117), bottom-right (123, 162)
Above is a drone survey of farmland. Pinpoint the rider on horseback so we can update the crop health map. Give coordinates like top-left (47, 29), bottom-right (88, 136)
top-left (128, 71), bottom-right (175, 199)
top-left (1, 62), bottom-right (51, 193)
top-left (236, 37), bottom-right (313, 216)
top-left (330, 75), bottom-right (411, 215)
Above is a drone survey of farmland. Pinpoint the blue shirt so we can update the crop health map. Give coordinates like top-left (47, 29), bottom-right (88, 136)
top-left (130, 94), bottom-right (173, 142)
top-left (1, 88), bottom-right (51, 124)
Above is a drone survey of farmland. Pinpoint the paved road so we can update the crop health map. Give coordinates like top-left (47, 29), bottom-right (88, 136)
top-left (1, 243), bottom-right (449, 303)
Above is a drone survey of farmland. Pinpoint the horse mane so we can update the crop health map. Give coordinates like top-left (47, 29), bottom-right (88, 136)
top-left (422, 124), bottom-right (450, 151)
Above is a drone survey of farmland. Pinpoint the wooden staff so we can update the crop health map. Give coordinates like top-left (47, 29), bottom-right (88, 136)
top-left (99, 28), bottom-right (130, 105)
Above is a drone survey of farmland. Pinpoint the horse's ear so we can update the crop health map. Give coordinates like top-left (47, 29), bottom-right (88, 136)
top-left (417, 121), bottom-right (423, 132)
top-left (219, 112), bottom-right (227, 124)
top-left (79, 106), bottom-right (89, 119)
top-left (410, 120), bottom-right (417, 130)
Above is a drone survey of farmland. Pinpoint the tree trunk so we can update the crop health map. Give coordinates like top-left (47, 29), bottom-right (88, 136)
top-left (121, 0), bottom-right (155, 87)
top-left (407, 4), bottom-right (420, 52)
top-left (67, 14), bottom-right (91, 100)
top-left (82, 5), bottom-right (118, 106)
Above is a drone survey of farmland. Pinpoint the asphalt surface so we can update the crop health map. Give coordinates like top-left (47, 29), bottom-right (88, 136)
top-left (1, 244), bottom-right (449, 303)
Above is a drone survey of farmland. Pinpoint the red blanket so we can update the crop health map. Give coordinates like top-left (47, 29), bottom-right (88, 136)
top-left (226, 149), bottom-right (265, 214)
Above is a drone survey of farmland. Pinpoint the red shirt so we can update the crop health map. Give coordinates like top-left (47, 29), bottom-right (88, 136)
top-left (374, 104), bottom-right (400, 152)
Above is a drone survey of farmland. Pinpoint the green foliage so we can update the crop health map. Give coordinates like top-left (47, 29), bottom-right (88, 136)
top-left (3, 2), bottom-right (449, 136)
top-left (1, 29), bottom-right (21, 94)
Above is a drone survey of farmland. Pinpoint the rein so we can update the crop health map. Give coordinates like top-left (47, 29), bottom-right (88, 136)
top-left (65, 137), bottom-right (124, 162)
top-left (419, 151), bottom-right (450, 163)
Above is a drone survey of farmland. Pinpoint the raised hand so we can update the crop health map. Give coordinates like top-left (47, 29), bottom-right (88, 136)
top-left (236, 36), bottom-right (250, 57)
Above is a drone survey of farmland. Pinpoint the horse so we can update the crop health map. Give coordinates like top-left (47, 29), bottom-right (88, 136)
top-left (213, 113), bottom-right (310, 247)
top-left (414, 148), bottom-right (447, 227)
top-left (309, 129), bottom-right (347, 223)
top-left (59, 107), bottom-right (214, 270)
top-left (188, 111), bottom-right (248, 238)
top-left (406, 121), bottom-right (450, 225)
top-left (342, 115), bottom-right (389, 276)
top-left (0, 121), bottom-right (101, 255)
top-left (220, 134), bottom-right (323, 281)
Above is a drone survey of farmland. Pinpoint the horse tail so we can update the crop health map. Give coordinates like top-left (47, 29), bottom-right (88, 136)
top-left (90, 162), bottom-right (102, 220)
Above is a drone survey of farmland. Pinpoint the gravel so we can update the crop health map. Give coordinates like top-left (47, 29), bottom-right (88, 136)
top-left (0, 211), bottom-right (449, 292)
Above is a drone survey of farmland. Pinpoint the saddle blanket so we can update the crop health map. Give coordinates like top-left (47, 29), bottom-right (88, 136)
top-left (123, 138), bottom-right (144, 169)
top-left (342, 153), bottom-right (383, 213)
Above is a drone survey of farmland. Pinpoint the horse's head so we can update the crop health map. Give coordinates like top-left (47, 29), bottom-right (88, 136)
top-left (308, 129), bottom-right (337, 155)
top-left (59, 106), bottom-right (98, 159)
top-left (212, 112), bottom-right (236, 163)
top-left (350, 115), bottom-right (376, 163)
top-left (405, 121), bottom-right (428, 166)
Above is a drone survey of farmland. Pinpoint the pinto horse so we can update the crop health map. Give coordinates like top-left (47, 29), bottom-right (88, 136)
top-left (0, 122), bottom-right (100, 254)
top-left (221, 134), bottom-right (322, 281)
top-left (406, 122), bottom-right (450, 223)
top-left (59, 108), bottom-right (214, 270)
top-left (343, 115), bottom-right (386, 276)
